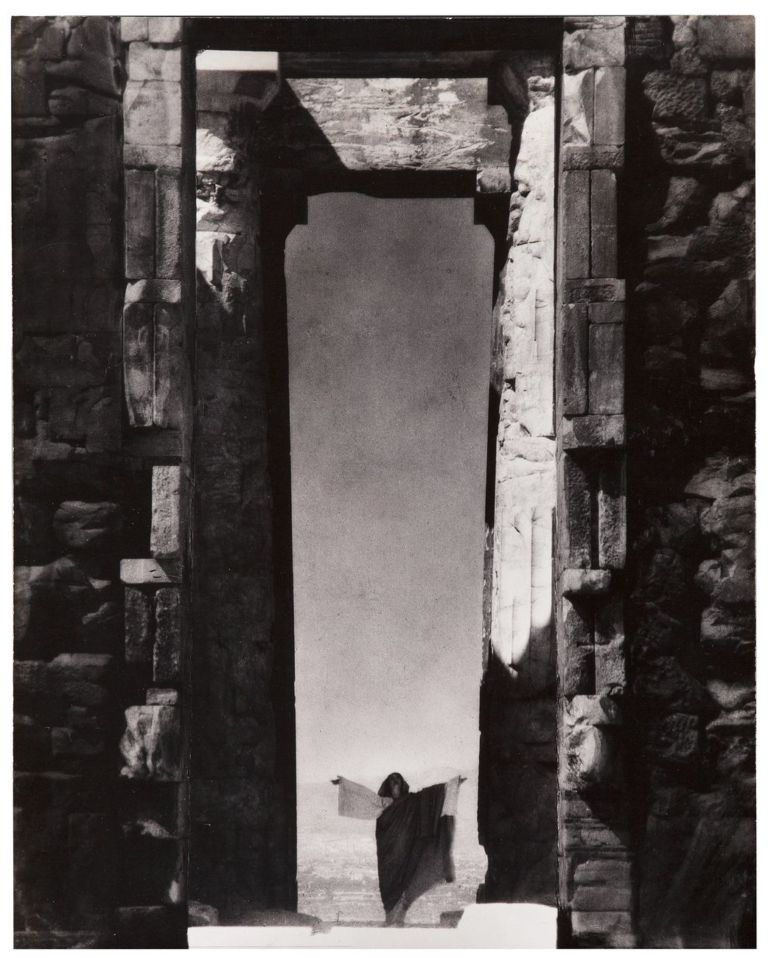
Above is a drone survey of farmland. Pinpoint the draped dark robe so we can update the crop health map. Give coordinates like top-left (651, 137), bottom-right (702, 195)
top-left (374, 783), bottom-right (456, 912)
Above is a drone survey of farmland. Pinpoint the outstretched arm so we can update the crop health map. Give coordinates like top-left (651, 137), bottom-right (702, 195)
top-left (335, 776), bottom-right (392, 819)
top-left (441, 775), bottom-right (465, 817)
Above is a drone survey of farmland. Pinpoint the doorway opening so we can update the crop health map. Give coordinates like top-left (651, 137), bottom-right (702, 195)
top-left (192, 42), bottom-right (558, 927)
top-left (286, 191), bottom-right (493, 924)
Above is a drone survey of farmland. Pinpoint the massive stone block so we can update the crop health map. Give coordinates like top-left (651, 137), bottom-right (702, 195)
top-left (120, 705), bottom-right (181, 781)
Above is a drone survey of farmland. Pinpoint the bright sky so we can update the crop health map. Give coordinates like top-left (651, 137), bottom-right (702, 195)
top-left (287, 193), bottom-right (493, 783)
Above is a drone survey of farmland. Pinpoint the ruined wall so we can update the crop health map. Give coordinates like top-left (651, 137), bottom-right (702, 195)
top-left (624, 15), bottom-right (755, 948)
top-left (14, 15), bottom-right (756, 949)
top-left (13, 16), bottom-right (189, 947)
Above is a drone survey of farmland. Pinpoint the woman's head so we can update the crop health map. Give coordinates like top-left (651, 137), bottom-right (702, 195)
top-left (378, 772), bottom-right (410, 800)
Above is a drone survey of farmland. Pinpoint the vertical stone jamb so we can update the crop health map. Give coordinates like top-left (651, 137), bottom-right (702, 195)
top-left (192, 52), bottom-right (293, 919)
top-left (117, 16), bottom-right (190, 947)
top-left (557, 16), bottom-right (633, 947)
top-left (478, 52), bottom-right (559, 906)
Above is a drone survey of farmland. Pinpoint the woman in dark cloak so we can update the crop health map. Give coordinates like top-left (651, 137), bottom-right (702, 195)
top-left (331, 771), bottom-right (466, 926)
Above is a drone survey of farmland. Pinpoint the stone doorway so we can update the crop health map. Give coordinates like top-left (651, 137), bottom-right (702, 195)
top-left (192, 39), bottom-right (558, 922)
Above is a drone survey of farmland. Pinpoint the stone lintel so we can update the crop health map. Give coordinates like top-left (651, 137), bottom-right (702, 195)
top-left (120, 558), bottom-right (180, 586)
top-left (565, 278), bottom-right (626, 303)
top-left (562, 144), bottom-right (624, 170)
top-left (562, 414), bottom-right (625, 449)
top-left (562, 568), bottom-right (613, 596)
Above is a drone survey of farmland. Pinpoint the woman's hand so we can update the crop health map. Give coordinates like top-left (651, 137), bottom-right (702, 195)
top-left (331, 777), bottom-right (341, 785)
top-left (458, 776), bottom-right (467, 784)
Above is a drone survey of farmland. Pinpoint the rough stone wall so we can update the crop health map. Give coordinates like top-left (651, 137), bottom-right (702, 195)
top-left (625, 15), bottom-right (755, 948)
top-left (13, 16), bottom-right (126, 947)
top-left (478, 55), bottom-right (558, 906)
top-left (13, 16), bottom-right (189, 947)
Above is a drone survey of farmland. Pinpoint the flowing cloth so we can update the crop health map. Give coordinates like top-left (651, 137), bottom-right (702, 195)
top-left (337, 776), bottom-right (460, 913)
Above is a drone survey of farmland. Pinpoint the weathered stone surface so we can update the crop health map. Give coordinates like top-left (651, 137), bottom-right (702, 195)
top-left (562, 569), bottom-right (612, 596)
top-left (147, 17), bottom-right (183, 43)
top-left (125, 587), bottom-right (153, 665)
top-left (700, 278), bottom-right (753, 370)
top-left (153, 588), bottom-right (181, 683)
top-left (700, 495), bottom-right (754, 548)
top-left (565, 278), bottom-right (625, 303)
top-left (562, 455), bottom-right (592, 568)
top-left (597, 458), bottom-right (626, 569)
top-left (563, 22), bottom-right (625, 71)
top-left (120, 558), bottom-right (180, 586)
top-left (153, 304), bottom-right (184, 428)
top-left (562, 144), bottom-right (624, 170)
top-left (643, 72), bottom-right (707, 125)
top-left (653, 126), bottom-right (735, 171)
top-left (52, 501), bottom-right (120, 551)
top-left (155, 171), bottom-right (182, 279)
top-left (589, 302), bottom-right (625, 325)
top-left (590, 169), bottom-right (617, 277)
top-left (571, 910), bottom-right (634, 946)
top-left (589, 321), bottom-right (623, 414)
top-left (633, 657), bottom-right (716, 716)
top-left (125, 169), bottom-right (155, 278)
top-left (594, 637), bottom-right (626, 691)
top-left (696, 16), bottom-right (754, 61)
top-left (120, 705), bottom-right (181, 781)
top-left (593, 67), bottom-right (625, 145)
top-left (561, 70), bottom-right (593, 145)
top-left (151, 465), bottom-right (181, 559)
top-left (121, 17), bottom-right (148, 41)
top-left (561, 304), bottom-right (588, 414)
top-left (562, 414), bottom-right (625, 449)
top-left (124, 143), bottom-right (182, 168)
top-left (260, 77), bottom-right (511, 174)
top-left (563, 170), bottom-right (590, 278)
top-left (572, 884), bottom-right (631, 911)
top-left (146, 688), bottom-right (178, 705)
top-left (646, 178), bottom-right (709, 234)
top-left (646, 712), bottom-right (701, 767)
top-left (48, 86), bottom-right (119, 117)
top-left (594, 594), bottom-right (623, 649)
top-left (564, 723), bottom-right (618, 791)
top-left (575, 858), bottom-right (631, 885)
top-left (128, 42), bottom-right (181, 82)
top-left (124, 80), bottom-right (182, 146)
top-left (123, 302), bottom-right (154, 428)
top-left (125, 279), bottom-right (182, 303)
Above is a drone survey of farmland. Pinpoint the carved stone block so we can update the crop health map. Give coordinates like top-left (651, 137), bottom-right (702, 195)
top-left (119, 705), bottom-right (181, 781)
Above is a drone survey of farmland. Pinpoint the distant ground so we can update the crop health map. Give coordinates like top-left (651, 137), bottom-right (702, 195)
top-left (297, 770), bottom-right (486, 925)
